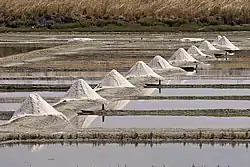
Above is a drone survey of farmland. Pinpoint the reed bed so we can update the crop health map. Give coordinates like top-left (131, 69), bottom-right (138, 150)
top-left (1, 129), bottom-right (250, 143)
top-left (0, 0), bottom-right (250, 29)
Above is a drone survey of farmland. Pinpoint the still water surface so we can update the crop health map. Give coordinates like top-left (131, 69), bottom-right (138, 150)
top-left (0, 143), bottom-right (249, 167)
top-left (88, 116), bottom-right (250, 129)
top-left (121, 100), bottom-right (250, 110)
top-left (148, 88), bottom-right (250, 96)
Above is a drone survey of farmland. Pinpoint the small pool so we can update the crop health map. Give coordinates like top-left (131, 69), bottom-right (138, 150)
top-left (143, 88), bottom-right (250, 96)
top-left (88, 116), bottom-right (250, 129)
top-left (120, 100), bottom-right (250, 110)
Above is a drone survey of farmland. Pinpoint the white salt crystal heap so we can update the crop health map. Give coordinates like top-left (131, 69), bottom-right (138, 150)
top-left (180, 38), bottom-right (205, 42)
top-left (148, 55), bottom-right (186, 72)
top-left (67, 38), bottom-right (93, 43)
top-left (95, 69), bottom-right (135, 89)
top-left (63, 79), bottom-right (107, 103)
top-left (212, 35), bottom-right (222, 45)
top-left (198, 40), bottom-right (221, 55)
top-left (168, 48), bottom-right (199, 66)
top-left (215, 36), bottom-right (240, 51)
top-left (126, 61), bottom-right (164, 80)
top-left (187, 45), bottom-right (216, 61)
top-left (9, 93), bottom-right (68, 122)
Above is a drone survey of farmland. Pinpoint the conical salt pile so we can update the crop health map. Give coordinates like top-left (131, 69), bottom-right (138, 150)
top-left (149, 55), bottom-right (174, 69)
top-left (168, 48), bottom-right (199, 66)
top-left (63, 79), bottom-right (107, 102)
top-left (95, 69), bottom-right (135, 89)
top-left (126, 61), bottom-right (164, 80)
top-left (10, 93), bottom-right (67, 122)
top-left (198, 40), bottom-right (220, 53)
top-left (148, 55), bottom-right (185, 72)
top-left (212, 35), bottom-right (222, 45)
top-left (216, 36), bottom-right (239, 50)
top-left (187, 45), bottom-right (215, 60)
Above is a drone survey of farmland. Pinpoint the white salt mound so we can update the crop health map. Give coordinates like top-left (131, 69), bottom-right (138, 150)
top-left (148, 55), bottom-right (185, 72)
top-left (63, 79), bottom-right (107, 102)
top-left (67, 38), bottom-right (93, 43)
top-left (216, 36), bottom-right (240, 50)
top-left (126, 61), bottom-right (164, 80)
top-left (95, 69), bottom-right (135, 89)
top-left (168, 48), bottom-right (199, 66)
top-left (199, 40), bottom-right (220, 53)
top-left (9, 93), bottom-right (67, 122)
top-left (212, 35), bottom-right (222, 45)
top-left (187, 45), bottom-right (215, 60)
top-left (180, 38), bottom-right (205, 42)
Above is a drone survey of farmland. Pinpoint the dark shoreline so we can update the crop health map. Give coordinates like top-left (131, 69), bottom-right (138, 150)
top-left (1, 24), bottom-right (250, 33)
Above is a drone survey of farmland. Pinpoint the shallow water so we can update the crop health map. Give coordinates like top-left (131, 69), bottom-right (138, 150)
top-left (0, 92), bottom-right (64, 98)
top-left (0, 103), bottom-right (21, 111)
top-left (121, 100), bottom-right (250, 110)
top-left (164, 79), bottom-right (250, 85)
top-left (89, 116), bottom-right (250, 129)
top-left (0, 143), bottom-right (250, 167)
top-left (147, 88), bottom-right (250, 96)
top-left (0, 120), bottom-right (7, 125)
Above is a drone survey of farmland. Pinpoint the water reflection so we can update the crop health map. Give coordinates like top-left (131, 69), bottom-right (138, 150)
top-left (0, 142), bottom-right (250, 167)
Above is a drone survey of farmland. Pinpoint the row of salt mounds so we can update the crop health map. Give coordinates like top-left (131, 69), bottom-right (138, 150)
top-left (187, 45), bottom-right (216, 61)
top-left (126, 61), bottom-right (164, 80)
top-left (198, 40), bottom-right (223, 55)
top-left (213, 36), bottom-right (240, 51)
top-left (62, 79), bottom-right (108, 104)
top-left (95, 70), bottom-right (135, 90)
top-left (9, 93), bottom-right (68, 123)
top-left (148, 55), bottom-right (186, 73)
top-left (168, 48), bottom-right (199, 67)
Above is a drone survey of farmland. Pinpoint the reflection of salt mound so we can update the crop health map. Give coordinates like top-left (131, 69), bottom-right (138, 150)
top-left (198, 40), bottom-right (221, 54)
top-left (126, 61), bottom-right (164, 80)
top-left (212, 35), bottom-right (222, 45)
top-left (95, 70), bottom-right (135, 89)
top-left (63, 79), bottom-right (107, 102)
top-left (67, 38), bottom-right (92, 43)
top-left (216, 36), bottom-right (240, 50)
top-left (187, 45), bottom-right (215, 61)
top-left (81, 115), bottom-right (98, 128)
top-left (168, 48), bottom-right (199, 66)
top-left (9, 93), bottom-right (67, 122)
top-left (29, 144), bottom-right (44, 153)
